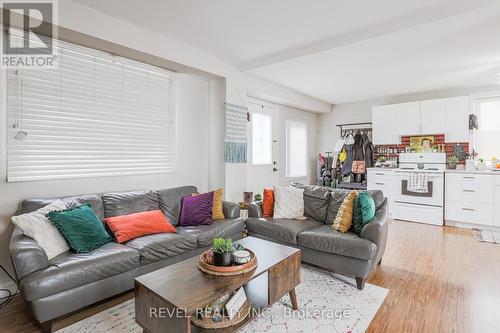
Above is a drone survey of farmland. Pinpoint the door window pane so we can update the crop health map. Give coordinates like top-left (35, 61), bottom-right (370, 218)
top-left (475, 97), bottom-right (500, 159)
top-left (286, 120), bottom-right (307, 178)
top-left (252, 113), bottom-right (272, 165)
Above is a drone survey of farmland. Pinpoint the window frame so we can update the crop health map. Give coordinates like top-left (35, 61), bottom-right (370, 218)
top-left (250, 111), bottom-right (273, 166)
top-left (285, 119), bottom-right (308, 179)
top-left (472, 94), bottom-right (500, 160)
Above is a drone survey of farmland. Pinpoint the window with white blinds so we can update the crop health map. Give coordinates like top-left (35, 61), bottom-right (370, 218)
top-left (285, 120), bottom-right (307, 178)
top-left (7, 32), bottom-right (176, 182)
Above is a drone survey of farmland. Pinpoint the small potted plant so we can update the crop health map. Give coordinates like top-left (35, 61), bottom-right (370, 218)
top-left (477, 157), bottom-right (487, 170)
top-left (212, 238), bottom-right (234, 267)
top-left (447, 155), bottom-right (459, 169)
top-left (254, 193), bottom-right (262, 201)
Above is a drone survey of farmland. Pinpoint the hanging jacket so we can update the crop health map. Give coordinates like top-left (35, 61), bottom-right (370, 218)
top-left (362, 132), bottom-right (374, 168)
top-left (353, 131), bottom-right (364, 161)
top-left (341, 143), bottom-right (354, 177)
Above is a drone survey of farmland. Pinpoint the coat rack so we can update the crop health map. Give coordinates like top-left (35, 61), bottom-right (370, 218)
top-left (334, 122), bottom-right (373, 190)
top-left (336, 122), bottom-right (373, 137)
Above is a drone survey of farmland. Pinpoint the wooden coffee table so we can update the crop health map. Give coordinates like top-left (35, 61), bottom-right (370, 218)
top-left (135, 236), bottom-right (301, 333)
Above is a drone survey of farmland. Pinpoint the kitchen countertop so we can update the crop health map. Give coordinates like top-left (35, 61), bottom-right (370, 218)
top-left (445, 169), bottom-right (500, 175)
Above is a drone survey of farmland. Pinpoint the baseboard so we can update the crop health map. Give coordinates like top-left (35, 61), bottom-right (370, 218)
top-left (445, 220), bottom-right (500, 230)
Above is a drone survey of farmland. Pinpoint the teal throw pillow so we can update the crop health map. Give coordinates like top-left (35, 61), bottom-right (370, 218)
top-left (47, 204), bottom-right (112, 253)
top-left (352, 191), bottom-right (376, 234)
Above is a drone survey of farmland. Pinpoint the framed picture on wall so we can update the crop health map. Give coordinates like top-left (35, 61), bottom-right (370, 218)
top-left (409, 136), bottom-right (435, 153)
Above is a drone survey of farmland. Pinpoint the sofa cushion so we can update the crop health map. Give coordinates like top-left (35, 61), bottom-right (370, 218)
top-left (104, 210), bottom-right (177, 243)
top-left (273, 186), bottom-right (305, 219)
top-left (47, 204), bottom-right (112, 253)
top-left (177, 218), bottom-right (245, 247)
top-left (125, 233), bottom-right (197, 265)
top-left (325, 189), bottom-right (351, 225)
top-left (179, 191), bottom-right (214, 227)
top-left (62, 194), bottom-right (105, 220)
top-left (19, 242), bottom-right (140, 301)
top-left (298, 225), bottom-right (377, 260)
top-left (368, 190), bottom-right (385, 210)
top-left (12, 200), bottom-right (70, 260)
top-left (262, 189), bottom-right (274, 218)
top-left (332, 191), bottom-right (357, 233)
top-left (157, 186), bottom-right (198, 226)
top-left (246, 218), bottom-right (322, 245)
top-left (352, 191), bottom-right (376, 235)
top-left (303, 186), bottom-right (331, 222)
top-left (19, 194), bottom-right (105, 220)
top-left (102, 191), bottom-right (159, 218)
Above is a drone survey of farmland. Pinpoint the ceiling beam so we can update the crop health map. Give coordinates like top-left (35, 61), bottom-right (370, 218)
top-left (240, 0), bottom-right (499, 71)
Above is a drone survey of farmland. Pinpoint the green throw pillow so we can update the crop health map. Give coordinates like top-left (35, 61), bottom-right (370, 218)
top-left (47, 204), bottom-right (112, 253)
top-left (352, 191), bottom-right (376, 234)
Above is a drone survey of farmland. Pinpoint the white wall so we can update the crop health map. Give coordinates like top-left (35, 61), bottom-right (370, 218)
top-left (0, 73), bottom-right (212, 287)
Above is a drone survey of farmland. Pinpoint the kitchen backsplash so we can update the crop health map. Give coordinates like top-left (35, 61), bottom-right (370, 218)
top-left (374, 134), bottom-right (469, 165)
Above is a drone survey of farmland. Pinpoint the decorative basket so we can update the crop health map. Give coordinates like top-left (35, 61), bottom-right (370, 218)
top-left (191, 299), bottom-right (252, 329)
top-left (198, 249), bottom-right (257, 276)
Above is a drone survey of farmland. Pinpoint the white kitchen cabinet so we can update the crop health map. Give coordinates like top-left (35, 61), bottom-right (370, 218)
top-left (445, 96), bottom-right (470, 142)
top-left (372, 104), bottom-right (399, 145)
top-left (445, 172), bottom-right (495, 227)
top-left (367, 169), bottom-right (393, 214)
top-left (396, 102), bottom-right (420, 135)
top-left (421, 98), bottom-right (446, 134)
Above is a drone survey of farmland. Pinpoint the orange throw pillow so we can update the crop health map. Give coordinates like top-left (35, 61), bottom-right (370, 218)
top-left (262, 189), bottom-right (275, 218)
top-left (104, 210), bottom-right (176, 243)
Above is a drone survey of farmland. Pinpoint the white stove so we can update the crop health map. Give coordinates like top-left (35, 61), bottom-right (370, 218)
top-left (392, 153), bottom-right (446, 226)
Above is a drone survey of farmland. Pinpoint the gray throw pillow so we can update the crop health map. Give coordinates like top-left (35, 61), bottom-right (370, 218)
top-left (303, 186), bottom-right (331, 222)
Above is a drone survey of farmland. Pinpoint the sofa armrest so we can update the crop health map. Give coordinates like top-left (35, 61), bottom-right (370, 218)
top-left (10, 227), bottom-right (49, 281)
top-left (248, 201), bottom-right (263, 218)
top-left (360, 198), bottom-right (389, 265)
top-left (222, 201), bottom-right (241, 219)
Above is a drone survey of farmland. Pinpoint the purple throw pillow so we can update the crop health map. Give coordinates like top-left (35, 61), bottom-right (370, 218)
top-left (179, 192), bottom-right (214, 227)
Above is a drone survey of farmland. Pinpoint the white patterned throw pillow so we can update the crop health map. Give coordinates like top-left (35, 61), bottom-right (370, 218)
top-left (273, 186), bottom-right (306, 219)
top-left (12, 200), bottom-right (70, 260)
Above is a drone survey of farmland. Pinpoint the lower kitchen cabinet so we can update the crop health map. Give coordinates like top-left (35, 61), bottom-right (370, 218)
top-left (445, 172), bottom-right (498, 228)
top-left (367, 168), bottom-right (394, 214)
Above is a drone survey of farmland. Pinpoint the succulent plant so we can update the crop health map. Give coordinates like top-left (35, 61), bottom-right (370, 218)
top-left (212, 238), bottom-right (233, 253)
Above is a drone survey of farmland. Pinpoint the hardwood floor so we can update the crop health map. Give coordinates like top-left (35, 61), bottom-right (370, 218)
top-left (1, 220), bottom-right (500, 333)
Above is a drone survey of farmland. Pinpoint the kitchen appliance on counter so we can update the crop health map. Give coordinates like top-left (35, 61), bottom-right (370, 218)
top-left (392, 153), bottom-right (446, 226)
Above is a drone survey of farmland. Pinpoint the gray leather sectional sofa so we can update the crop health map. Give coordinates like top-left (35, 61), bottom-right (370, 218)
top-left (247, 186), bottom-right (388, 291)
top-left (10, 185), bottom-right (388, 332)
top-left (9, 186), bottom-right (244, 332)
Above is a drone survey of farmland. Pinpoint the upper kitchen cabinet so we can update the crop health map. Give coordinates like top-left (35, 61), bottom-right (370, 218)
top-left (421, 98), bottom-right (446, 134)
top-left (372, 104), bottom-right (399, 144)
top-left (445, 96), bottom-right (470, 142)
top-left (396, 102), bottom-right (420, 135)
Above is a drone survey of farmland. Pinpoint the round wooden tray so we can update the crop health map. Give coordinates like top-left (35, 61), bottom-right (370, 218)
top-left (191, 299), bottom-right (252, 329)
top-left (198, 249), bottom-right (257, 276)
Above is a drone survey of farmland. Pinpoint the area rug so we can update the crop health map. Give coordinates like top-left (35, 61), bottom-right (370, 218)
top-left (57, 265), bottom-right (388, 333)
top-left (473, 228), bottom-right (500, 244)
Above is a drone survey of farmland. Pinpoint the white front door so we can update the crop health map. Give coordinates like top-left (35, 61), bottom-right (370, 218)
top-left (247, 101), bottom-right (279, 198)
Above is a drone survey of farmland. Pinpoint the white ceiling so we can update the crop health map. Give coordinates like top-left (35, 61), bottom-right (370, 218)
top-left (74, 0), bottom-right (500, 104)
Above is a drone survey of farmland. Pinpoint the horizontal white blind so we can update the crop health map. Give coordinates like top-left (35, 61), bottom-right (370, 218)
top-left (286, 120), bottom-right (307, 178)
top-left (7, 31), bottom-right (176, 182)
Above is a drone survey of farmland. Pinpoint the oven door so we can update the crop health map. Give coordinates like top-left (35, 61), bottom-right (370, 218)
top-left (392, 171), bottom-right (444, 206)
